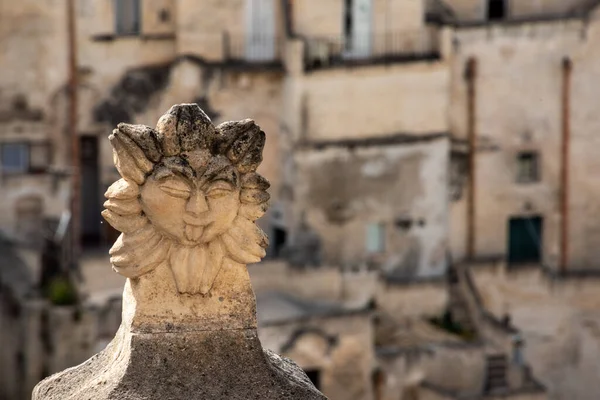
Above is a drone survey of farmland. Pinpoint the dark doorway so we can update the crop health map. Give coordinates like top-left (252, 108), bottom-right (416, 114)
top-left (304, 369), bottom-right (321, 390)
top-left (372, 369), bottom-right (385, 400)
top-left (487, 0), bottom-right (506, 20)
top-left (344, 0), bottom-right (353, 51)
top-left (507, 216), bottom-right (542, 264)
top-left (272, 227), bottom-right (287, 257)
top-left (80, 136), bottom-right (101, 247)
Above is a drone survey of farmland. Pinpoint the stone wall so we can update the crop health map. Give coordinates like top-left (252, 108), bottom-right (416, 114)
top-left (448, 17), bottom-right (600, 270)
top-left (375, 279), bottom-right (448, 318)
top-left (0, 0), bottom-right (288, 246)
top-left (0, 293), bottom-right (121, 400)
top-left (509, 0), bottom-right (591, 18)
top-left (444, 0), bottom-right (590, 21)
top-left (377, 344), bottom-right (486, 400)
top-left (176, 0), bottom-right (285, 61)
top-left (469, 261), bottom-right (600, 400)
top-left (260, 313), bottom-right (375, 400)
top-left (293, 137), bottom-right (449, 276)
top-left (300, 63), bottom-right (449, 141)
top-left (292, 0), bottom-right (425, 38)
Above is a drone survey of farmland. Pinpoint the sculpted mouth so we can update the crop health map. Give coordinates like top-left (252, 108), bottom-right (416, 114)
top-left (183, 213), bottom-right (212, 227)
top-left (185, 224), bottom-right (204, 242)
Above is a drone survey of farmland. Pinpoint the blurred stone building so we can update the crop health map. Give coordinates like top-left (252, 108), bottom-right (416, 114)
top-left (3, 0), bottom-right (600, 399)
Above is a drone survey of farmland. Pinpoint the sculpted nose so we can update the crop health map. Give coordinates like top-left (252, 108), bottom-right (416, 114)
top-left (185, 191), bottom-right (209, 216)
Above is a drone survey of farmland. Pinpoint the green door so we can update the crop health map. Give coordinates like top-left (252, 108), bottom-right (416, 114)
top-left (508, 217), bottom-right (542, 264)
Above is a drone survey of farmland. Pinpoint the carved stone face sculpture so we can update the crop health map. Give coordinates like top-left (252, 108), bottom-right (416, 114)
top-left (101, 104), bottom-right (270, 295)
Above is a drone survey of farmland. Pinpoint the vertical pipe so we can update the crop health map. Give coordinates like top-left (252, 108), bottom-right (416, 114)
top-left (466, 57), bottom-right (478, 260)
top-left (67, 0), bottom-right (80, 270)
top-left (560, 57), bottom-right (572, 274)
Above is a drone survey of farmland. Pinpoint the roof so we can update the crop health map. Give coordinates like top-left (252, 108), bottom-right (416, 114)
top-left (257, 291), bottom-right (369, 326)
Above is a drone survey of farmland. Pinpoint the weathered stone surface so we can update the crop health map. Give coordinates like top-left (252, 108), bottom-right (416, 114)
top-left (33, 104), bottom-right (326, 400)
top-left (33, 323), bottom-right (324, 399)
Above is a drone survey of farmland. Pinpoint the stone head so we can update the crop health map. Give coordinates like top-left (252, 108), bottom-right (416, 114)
top-left (102, 104), bottom-right (270, 295)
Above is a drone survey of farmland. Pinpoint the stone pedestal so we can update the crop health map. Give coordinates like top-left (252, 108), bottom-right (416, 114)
top-left (33, 325), bottom-right (323, 399)
top-left (33, 259), bottom-right (325, 400)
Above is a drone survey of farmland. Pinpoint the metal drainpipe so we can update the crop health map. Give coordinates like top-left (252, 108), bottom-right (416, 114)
top-left (67, 0), bottom-right (80, 271)
top-left (466, 57), bottom-right (478, 261)
top-left (560, 57), bottom-right (572, 274)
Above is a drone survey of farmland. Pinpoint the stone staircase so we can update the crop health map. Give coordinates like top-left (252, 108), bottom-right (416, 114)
top-left (484, 354), bottom-right (509, 393)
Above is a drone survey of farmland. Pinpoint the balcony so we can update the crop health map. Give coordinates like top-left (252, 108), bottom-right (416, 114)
top-left (222, 32), bottom-right (285, 69)
top-left (302, 28), bottom-right (440, 71)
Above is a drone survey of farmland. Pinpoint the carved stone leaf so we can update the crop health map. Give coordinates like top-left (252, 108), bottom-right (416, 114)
top-left (101, 209), bottom-right (147, 233)
top-left (117, 123), bottom-right (162, 163)
top-left (240, 189), bottom-right (270, 205)
top-left (109, 131), bottom-right (147, 185)
top-left (222, 217), bottom-right (268, 264)
top-left (216, 119), bottom-right (256, 152)
top-left (103, 198), bottom-right (142, 216)
top-left (241, 173), bottom-right (270, 190)
top-left (109, 226), bottom-right (166, 278)
top-left (239, 203), bottom-right (269, 221)
top-left (105, 178), bottom-right (140, 200)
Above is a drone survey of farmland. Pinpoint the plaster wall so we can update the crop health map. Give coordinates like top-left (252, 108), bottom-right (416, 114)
top-left (299, 62), bottom-right (449, 141)
top-left (470, 263), bottom-right (600, 400)
top-left (260, 313), bottom-right (375, 400)
top-left (448, 19), bottom-right (600, 270)
top-left (294, 138), bottom-right (449, 276)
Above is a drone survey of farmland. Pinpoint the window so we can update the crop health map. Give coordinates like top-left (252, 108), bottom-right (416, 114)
top-left (366, 223), bottom-right (385, 254)
top-left (344, 0), bottom-right (353, 51)
top-left (272, 227), bottom-right (287, 258)
top-left (507, 216), bottom-right (542, 265)
top-left (1, 142), bottom-right (49, 174)
top-left (516, 152), bottom-right (539, 183)
top-left (115, 0), bottom-right (140, 35)
top-left (487, 0), bottom-right (506, 21)
top-left (449, 151), bottom-right (468, 201)
top-left (1, 143), bottom-right (29, 174)
top-left (343, 0), bottom-right (372, 58)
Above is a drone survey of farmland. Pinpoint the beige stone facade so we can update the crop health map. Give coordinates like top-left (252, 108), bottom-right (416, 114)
top-left (4, 0), bottom-right (600, 399)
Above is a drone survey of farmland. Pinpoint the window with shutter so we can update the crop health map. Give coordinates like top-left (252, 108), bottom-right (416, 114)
top-left (115, 0), bottom-right (141, 35)
top-left (1, 143), bottom-right (29, 174)
top-left (366, 222), bottom-right (385, 254)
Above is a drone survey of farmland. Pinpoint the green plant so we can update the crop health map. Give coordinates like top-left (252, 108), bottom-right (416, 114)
top-left (47, 277), bottom-right (79, 306)
top-left (428, 310), bottom-right (476, 341)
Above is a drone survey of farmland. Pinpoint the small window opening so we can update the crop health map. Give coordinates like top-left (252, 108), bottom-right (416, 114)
top-left (344, 0), bottom-right (353, 51)
top-left (516, 151), bottom-right (539, 183)
top-left (115, 0), bottom-right (141, 35)
top-left (158, 8), bottom-right (170, 23)
top-left (272, 227), bottom-right (287, 258)
top-left (1, 143), bottom-right (29, 174)
top-left (304, 369), bottom-right (321, 390)
top-left (366, 223), bottom-right (385, 254)
top-left (487, 0), bottom-right (506, 21)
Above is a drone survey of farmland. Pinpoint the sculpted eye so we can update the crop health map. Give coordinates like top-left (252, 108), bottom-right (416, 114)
top-left (159, 179), bottom-right (191, 199)
top-left (206, 181), bottom-right (234, 199)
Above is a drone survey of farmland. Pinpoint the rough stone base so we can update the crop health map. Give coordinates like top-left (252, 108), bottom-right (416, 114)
top-left (33, 325), bottom-right (326, 400)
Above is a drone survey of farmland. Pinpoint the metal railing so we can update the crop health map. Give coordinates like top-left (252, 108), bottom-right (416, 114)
top-left (303, 29), bottom-right (440, 70)
top-left (222, 32), bottom-right (284, 65)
